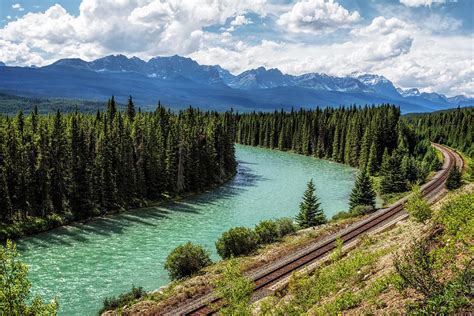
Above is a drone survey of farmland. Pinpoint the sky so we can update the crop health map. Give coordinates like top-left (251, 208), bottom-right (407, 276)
top-left (0, 0), bottom-right (473, 97)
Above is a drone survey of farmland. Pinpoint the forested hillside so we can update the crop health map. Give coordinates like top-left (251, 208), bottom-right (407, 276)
top-left (0, 97), bottom-right (236, 233)
top-left (405, 107), bottom-right (473, 158)
top-left (236, 105), bottom-right (440, 194)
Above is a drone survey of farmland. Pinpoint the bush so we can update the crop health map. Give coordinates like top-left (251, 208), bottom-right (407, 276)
top-left (0, 240), bottom-right (58, 315)
top-left (394, 238), bottom-right (441, 298)
top-left (350, 205), bottom-right (375, 216)
top-left (213, 259), bottom-right (253, 316)
top-left (405, 185), bottom-right (432, 224)
top-left (99, 286), bottom-right (145, 314)
top-left (255, 220), bottom-right (279, 244)
top-left (216, 227), bottom-right (259, 259)
top-left (331, 211), bottom-right (352, 221)
top-left (164, 242), bottom-right (212, 280)
top-left (274, 217), bottom-right (296, 237)
top-left (446, 167), bottom-right (462, 190)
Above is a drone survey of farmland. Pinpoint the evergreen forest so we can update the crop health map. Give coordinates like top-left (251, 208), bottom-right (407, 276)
top-left (235, 105), bottom-right (441, 194)
top-left (0, 97), bottom-right (236, 225)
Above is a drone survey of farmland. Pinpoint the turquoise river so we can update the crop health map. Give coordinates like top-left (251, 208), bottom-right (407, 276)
top-left (16, 144), bottom-right (356, 315)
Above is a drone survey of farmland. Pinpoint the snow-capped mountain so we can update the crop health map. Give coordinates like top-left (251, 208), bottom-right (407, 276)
top-left (0, 54), bottom-right (471, 113)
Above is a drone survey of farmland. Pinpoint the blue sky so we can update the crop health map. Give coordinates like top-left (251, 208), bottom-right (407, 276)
top-left (0, 0), bottom-right (473, 96)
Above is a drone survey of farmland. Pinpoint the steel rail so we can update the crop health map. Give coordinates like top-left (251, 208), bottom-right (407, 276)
top-left (166, 144), bottom-right (459, 316)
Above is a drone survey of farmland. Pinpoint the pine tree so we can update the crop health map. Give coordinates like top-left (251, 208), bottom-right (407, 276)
top-left (380, 150), bottom-right (407, 194)
top-left (126, 95), bottom-right (135, 121)
top-left (296, 179), bottom-right (326, 228)
top-left (349, 171), bottom-right (376, 210)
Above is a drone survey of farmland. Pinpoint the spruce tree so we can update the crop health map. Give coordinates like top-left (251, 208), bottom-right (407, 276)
top-left (349, 171), bottom-right (376, 210)
top-left (296, 179), bottom-right (326, 228)
top-left (126, 95), bottom-right (135, 121)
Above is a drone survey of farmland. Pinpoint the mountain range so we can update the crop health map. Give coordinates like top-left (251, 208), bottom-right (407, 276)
top-left (0, 54), bottom-right (472, 113)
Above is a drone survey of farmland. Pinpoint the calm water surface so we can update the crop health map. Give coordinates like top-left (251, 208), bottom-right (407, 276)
top-left (17, 144), bottom-right (355, 315)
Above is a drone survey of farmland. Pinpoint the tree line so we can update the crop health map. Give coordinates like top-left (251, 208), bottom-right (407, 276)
top-left (405, 107), bottom-right (473, 158)
top-left (0, 97), bottom-right (236, 223)
top-left (236, 105), bottom-right (441, 194)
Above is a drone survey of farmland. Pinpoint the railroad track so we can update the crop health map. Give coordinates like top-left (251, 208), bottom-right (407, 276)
top-left (166, 144), bottom-right (461, 316)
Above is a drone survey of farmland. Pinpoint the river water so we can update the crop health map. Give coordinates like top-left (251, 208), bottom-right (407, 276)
top-left (16, 144), bottom-right (356, 315)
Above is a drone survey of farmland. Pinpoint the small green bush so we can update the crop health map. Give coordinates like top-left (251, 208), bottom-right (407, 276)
top-left (255, 220), bottom-right (279, 244)
top-left (213, 259), bottom-right (253, 316)
top-left (274, 217), bottom-right (296, 237)
top-left (331, 211), bottom-right (352, 221)
top-left (350, 205), bottom-right (375, 216)
top-left (446, 167), bottom-right (462, 190)
top-left (394, 238), bottom-right (441, 298)
top-left (405, 185), bottom-right (432, 224)
top-left (216, 227), bottom-right (259, 259)
top-left (164, 242), bottom-right (212, 280)
top-left (99, 286), bottom-right (145, 314)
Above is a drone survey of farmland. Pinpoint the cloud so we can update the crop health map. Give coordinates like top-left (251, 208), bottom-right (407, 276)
top-left (277, 0), bottom-right (361, 33)
top-left (12, 3), bottom-right (24, 11)
top-left (0, 0), bottom-right (266, 65)
top-left (352, 16), bottom-right (408, 36)
top-left (231, 15), bottom-right (252, 26)
top-left (399, 0), bottom-right (446, 7)
top-left (0, 0), bottom-right (471, 97)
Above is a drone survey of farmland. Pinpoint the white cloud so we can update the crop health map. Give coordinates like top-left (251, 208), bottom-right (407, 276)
top-left (277, 0), bottom-right (361, 33)
top-left (399, 0), bottom-right (446, 7)
top-left (0, 0), bottom-right (266, 65)
top-left (0, 0), bottom-right (471, 97)
top-left (231, 15), bottom-right (252, 26)
top-left (12, 3), bottom-right (24, 11)
top-left (352, 16), bottom-right (408, 36)
top-left (6, 16), bottom-right (11, 20)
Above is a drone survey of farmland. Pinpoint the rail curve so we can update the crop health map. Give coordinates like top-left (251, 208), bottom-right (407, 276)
top-left (165, 144), bottom-right (461, 316)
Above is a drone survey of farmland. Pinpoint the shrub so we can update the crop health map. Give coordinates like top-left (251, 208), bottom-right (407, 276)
top-left (405, 185), bottom-right (431, 224)
top-left (446, 167), bottom-right (462, 190)
top-left (350, 205), bottom-right (375, 216)
top-left (394, 238), bottom-right (441, 298)
top-left (216, 227), bottom-right (259, 259)
top-left (274, 217), bottom-right (296, 237)
top-left (99, 286), bottom-right (145, 314)
top-left (213, 259), bottom-right (253, 316)
top-left (331, 211), bottom-right (352, 221)
top-left (164, 242), bottom-right (212, 280)
top-left (255, 220), bottom-right (279, 244)
top-left (0, 240), bottom-right (58, 315)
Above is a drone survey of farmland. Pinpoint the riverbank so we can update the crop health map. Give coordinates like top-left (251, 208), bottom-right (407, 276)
top-left (0, 172), bottom-right (236, 241)
top-left (103, 182), bottom-right (473, 315)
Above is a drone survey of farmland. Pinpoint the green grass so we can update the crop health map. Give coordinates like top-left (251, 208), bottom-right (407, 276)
top-left (259, 243), bottom-right (393, 315)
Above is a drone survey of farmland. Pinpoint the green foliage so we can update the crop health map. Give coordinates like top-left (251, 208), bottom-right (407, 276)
top-left (446, 167), bottom-right (462, 190)
top-left (380, 150), bottom-right (408, 194)
top-left (274, 217), bottom-right (297, 237)
top-left (164, 242), bottom-right (212, 280)
top-left (405, 107), bottom-right (474, 159)
top-left (0, 99), bottom-right (236, 237)
top-left (215, 227), bottom-right (259, 259)
top-left (394, 238), bottom-right (442, 298)
top-left (405, 185), bottom-right (432, 224)
top-left (254, 220), bottom-right (279, 244)
top-left (406, 266), bottom-right (472, 315)
top-left (0, 240), bottom-right (58, 315)
top-left (99, 286), bottom-right (146, 314)
top-left (215, 218), bottom-right (296, 260)
top-left (349, 171), bottom-right (376, 210)
top-left (270, 248), bottom-right (385, 314)
top-left (213, 259), bottom-right (253, 316)
top-left (296, 179), bottom-right (326, 228)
